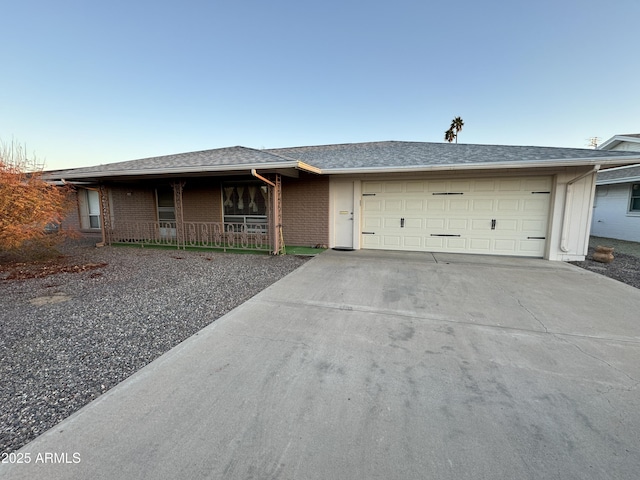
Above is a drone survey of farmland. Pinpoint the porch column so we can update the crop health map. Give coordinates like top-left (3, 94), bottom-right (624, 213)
top-left (271, 174), bottom-right (283, 255)
top-left (98, 185), bottom-right (112, 245)
top-left (172, 181), bottom-right (186, 250)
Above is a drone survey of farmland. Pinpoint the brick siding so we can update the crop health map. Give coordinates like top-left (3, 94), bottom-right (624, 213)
top-left (183, 185), bottom-right (222, 222)
top-left (109, 185), bottom-right (157, 223)
top-left (282, 173), bottom-right (329, 246)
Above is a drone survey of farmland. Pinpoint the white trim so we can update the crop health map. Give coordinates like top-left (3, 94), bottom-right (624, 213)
top-left (43, 161), bottom-right (314, 180)
top-left (320, 156), bottom-right (640, 175)
top-left (596, 176), bottom-right (640, 186)
top-left (598, 135), bottom-right (640, 150)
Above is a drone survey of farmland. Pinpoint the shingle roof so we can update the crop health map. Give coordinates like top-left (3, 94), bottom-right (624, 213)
top-left (268, 141), bottom-right (640, 171)
top-left (597, 165), bottom-right (640, 184)
top-left (45, 140), bottom-right (640, 181)
top-left (46, 146), bottom-right (295, 178)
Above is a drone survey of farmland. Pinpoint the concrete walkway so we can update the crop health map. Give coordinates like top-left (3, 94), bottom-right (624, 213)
top-left (2, 250), bottom-right (639, 479)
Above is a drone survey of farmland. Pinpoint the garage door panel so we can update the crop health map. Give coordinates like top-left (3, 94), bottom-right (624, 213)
top-left (426, 199), bottom-right (446, 211)
top-left (518, 239), bottom-right (546, 252)
top-left (384, 182), bottom-right (403, 193)
top-left (472, 199), bottom-right (494, 211)
top-left (494, 239), bottom-right (518, 253)
top-left (361, 177), bottom-right (551, 257)
top-left (523, 198), bottom-right (548, 212)
top-left (427, 218), bottom-right (445, 229)
top-left (406, 181), bottom-right (425, 193)
top-left (405, 218), bottom-right (422, 228)
top-left (405, 199), bottom-right (424, 211)
top-left (363, 199), bottom-right (382, 212)
top-left (363, 217), bottom-right (381, 228)
top-left (497, 199), bottom-right (520, 212)
top-left (449, 199), bottom-right (469, 211)
top-left (385, 199), bottom-right (402, 211)
top-left (403, 236), bottom-right (422, 247)
top-left (363, 183), bottom-right (383, 194)
top-left (469, 238), bottom-right (492, 250)
top-left (496, 219), bottom-right (518, 232)
top-left (383, 235), bottom-right (401, 247)
top-left (497, 179), bottom-right (522, 191)
top-left (447, 218), bottom-right (468, 230)
top-left (427, 181), bottom-right (447, 192)
top-left (450, 180), bottom-right (471, 192)
top-left (474, 180), bottom-right (496, 192)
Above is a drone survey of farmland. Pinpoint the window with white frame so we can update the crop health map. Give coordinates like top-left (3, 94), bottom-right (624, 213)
top-left (630, 184), bottom-right (640, 212)
top-left (156, 187), bottom-right (176, 238)
top-left (79, 189), bottom-right (101, 229)
top-left (222, 182), bottom-right (268, 228)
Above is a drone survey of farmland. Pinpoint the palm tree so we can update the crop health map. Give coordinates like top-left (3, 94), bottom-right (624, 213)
top-left (444, 117), bottom-right (464, 143)
top-left (444, 128), bottom-right (456, 143)
top-left (452, 117), bottom-right (464, 143)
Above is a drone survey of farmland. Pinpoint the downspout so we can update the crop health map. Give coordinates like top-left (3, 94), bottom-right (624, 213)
top-left (560, 165), bottom-right (600, 253)
top-left (251, 169), bottom-right (275, 187)
top-left (251, 169), bottom-right (279, 254)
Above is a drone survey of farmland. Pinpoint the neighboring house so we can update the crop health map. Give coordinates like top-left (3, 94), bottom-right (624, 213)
top-left (45, 141), bottom-right (640, 261)
top-left (592, 134), bottom-right (640, 242)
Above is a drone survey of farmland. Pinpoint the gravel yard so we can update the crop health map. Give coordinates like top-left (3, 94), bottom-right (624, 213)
top-left (0, 241), bottom-right (309, 456)
top-left (571, 236), bottom-right (640, 289)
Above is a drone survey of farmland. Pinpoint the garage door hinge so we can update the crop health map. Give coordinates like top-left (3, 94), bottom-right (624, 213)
top-left (432, 192), bottom-right (464, 195)
top-left (531, 191), bottom-right (551, 194)
top-left (362, 193), bottom-right (376, 196)
top-left (527, 236), bottom-right (546, 239)
top-left (430, 234), bottom-right (462, 237)
top-left (362, 231), bottom-right (376, 235)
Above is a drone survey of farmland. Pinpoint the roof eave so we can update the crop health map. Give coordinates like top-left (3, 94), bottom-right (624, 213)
top-left (44, 161), bottom-right (312, 181)
top-left (320, 156), bottom-right (640, 174)
top-left (597, 177), bottom-right (640, 185)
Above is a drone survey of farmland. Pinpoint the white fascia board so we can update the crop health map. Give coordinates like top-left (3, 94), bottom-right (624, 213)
top-left (598, 135), bottom-right (640, 150)
top-left (596, 176), bottom-right (640, 185)
top-left (320, 157), bottom-right (640, 175)
top-left (46, 161), bottom-right (304, 180)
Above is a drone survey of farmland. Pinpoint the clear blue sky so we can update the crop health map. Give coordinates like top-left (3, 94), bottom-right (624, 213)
top-left (2, 0), bottom-right (639, 170)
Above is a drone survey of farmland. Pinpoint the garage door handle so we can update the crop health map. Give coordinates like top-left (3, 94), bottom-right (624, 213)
top-left (491, 219), bottom-right (496, 230)
top-left (400, 218), bottom-right (405, 228)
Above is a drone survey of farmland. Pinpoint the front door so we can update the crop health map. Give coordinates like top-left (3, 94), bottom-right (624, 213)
top-left (333, 181), bottom-right (354, 249)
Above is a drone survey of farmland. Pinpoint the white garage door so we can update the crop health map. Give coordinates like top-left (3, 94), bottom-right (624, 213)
top-left (361, 176), bottom-right (552, 257)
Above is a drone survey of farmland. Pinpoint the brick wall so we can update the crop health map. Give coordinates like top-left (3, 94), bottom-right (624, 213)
top-left (62, 189), bottom-right (82, 231)
top-left (109, 185), bottom-right (157, 224)
top-left (282, 173), bottom-right (329, 246)
top-left (183, 185), bottom-right (222, 222)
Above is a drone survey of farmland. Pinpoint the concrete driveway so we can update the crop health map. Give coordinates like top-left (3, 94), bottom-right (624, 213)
top-left (2, 250), bottom-right (639, 480)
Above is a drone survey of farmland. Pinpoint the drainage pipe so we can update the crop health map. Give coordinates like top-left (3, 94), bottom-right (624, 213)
top-left (251, 169), bottom-right (275, 187)
top-left (560, 165), bottom-right (600, 253)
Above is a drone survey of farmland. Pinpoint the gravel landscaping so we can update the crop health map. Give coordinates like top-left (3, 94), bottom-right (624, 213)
top-left (0, 240), bottom-right (309, 456)
top-left (570, 236), bottom-right (640, 289)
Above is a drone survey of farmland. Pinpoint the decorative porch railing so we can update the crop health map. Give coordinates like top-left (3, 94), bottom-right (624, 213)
top-left (108, 221), bottom-right (271, 252)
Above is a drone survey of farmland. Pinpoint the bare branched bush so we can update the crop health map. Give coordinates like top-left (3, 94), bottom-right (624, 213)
top-left (0, 138), bottom-right (73, 254)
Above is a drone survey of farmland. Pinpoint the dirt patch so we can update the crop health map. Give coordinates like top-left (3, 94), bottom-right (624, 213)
top-left (0, 260), bottom-right (108, 281)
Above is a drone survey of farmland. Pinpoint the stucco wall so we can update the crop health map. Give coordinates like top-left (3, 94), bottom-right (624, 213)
top-left (282, 173), bottom-right (329, 246)
top-left (591, 183), bottom-right (640, 241)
